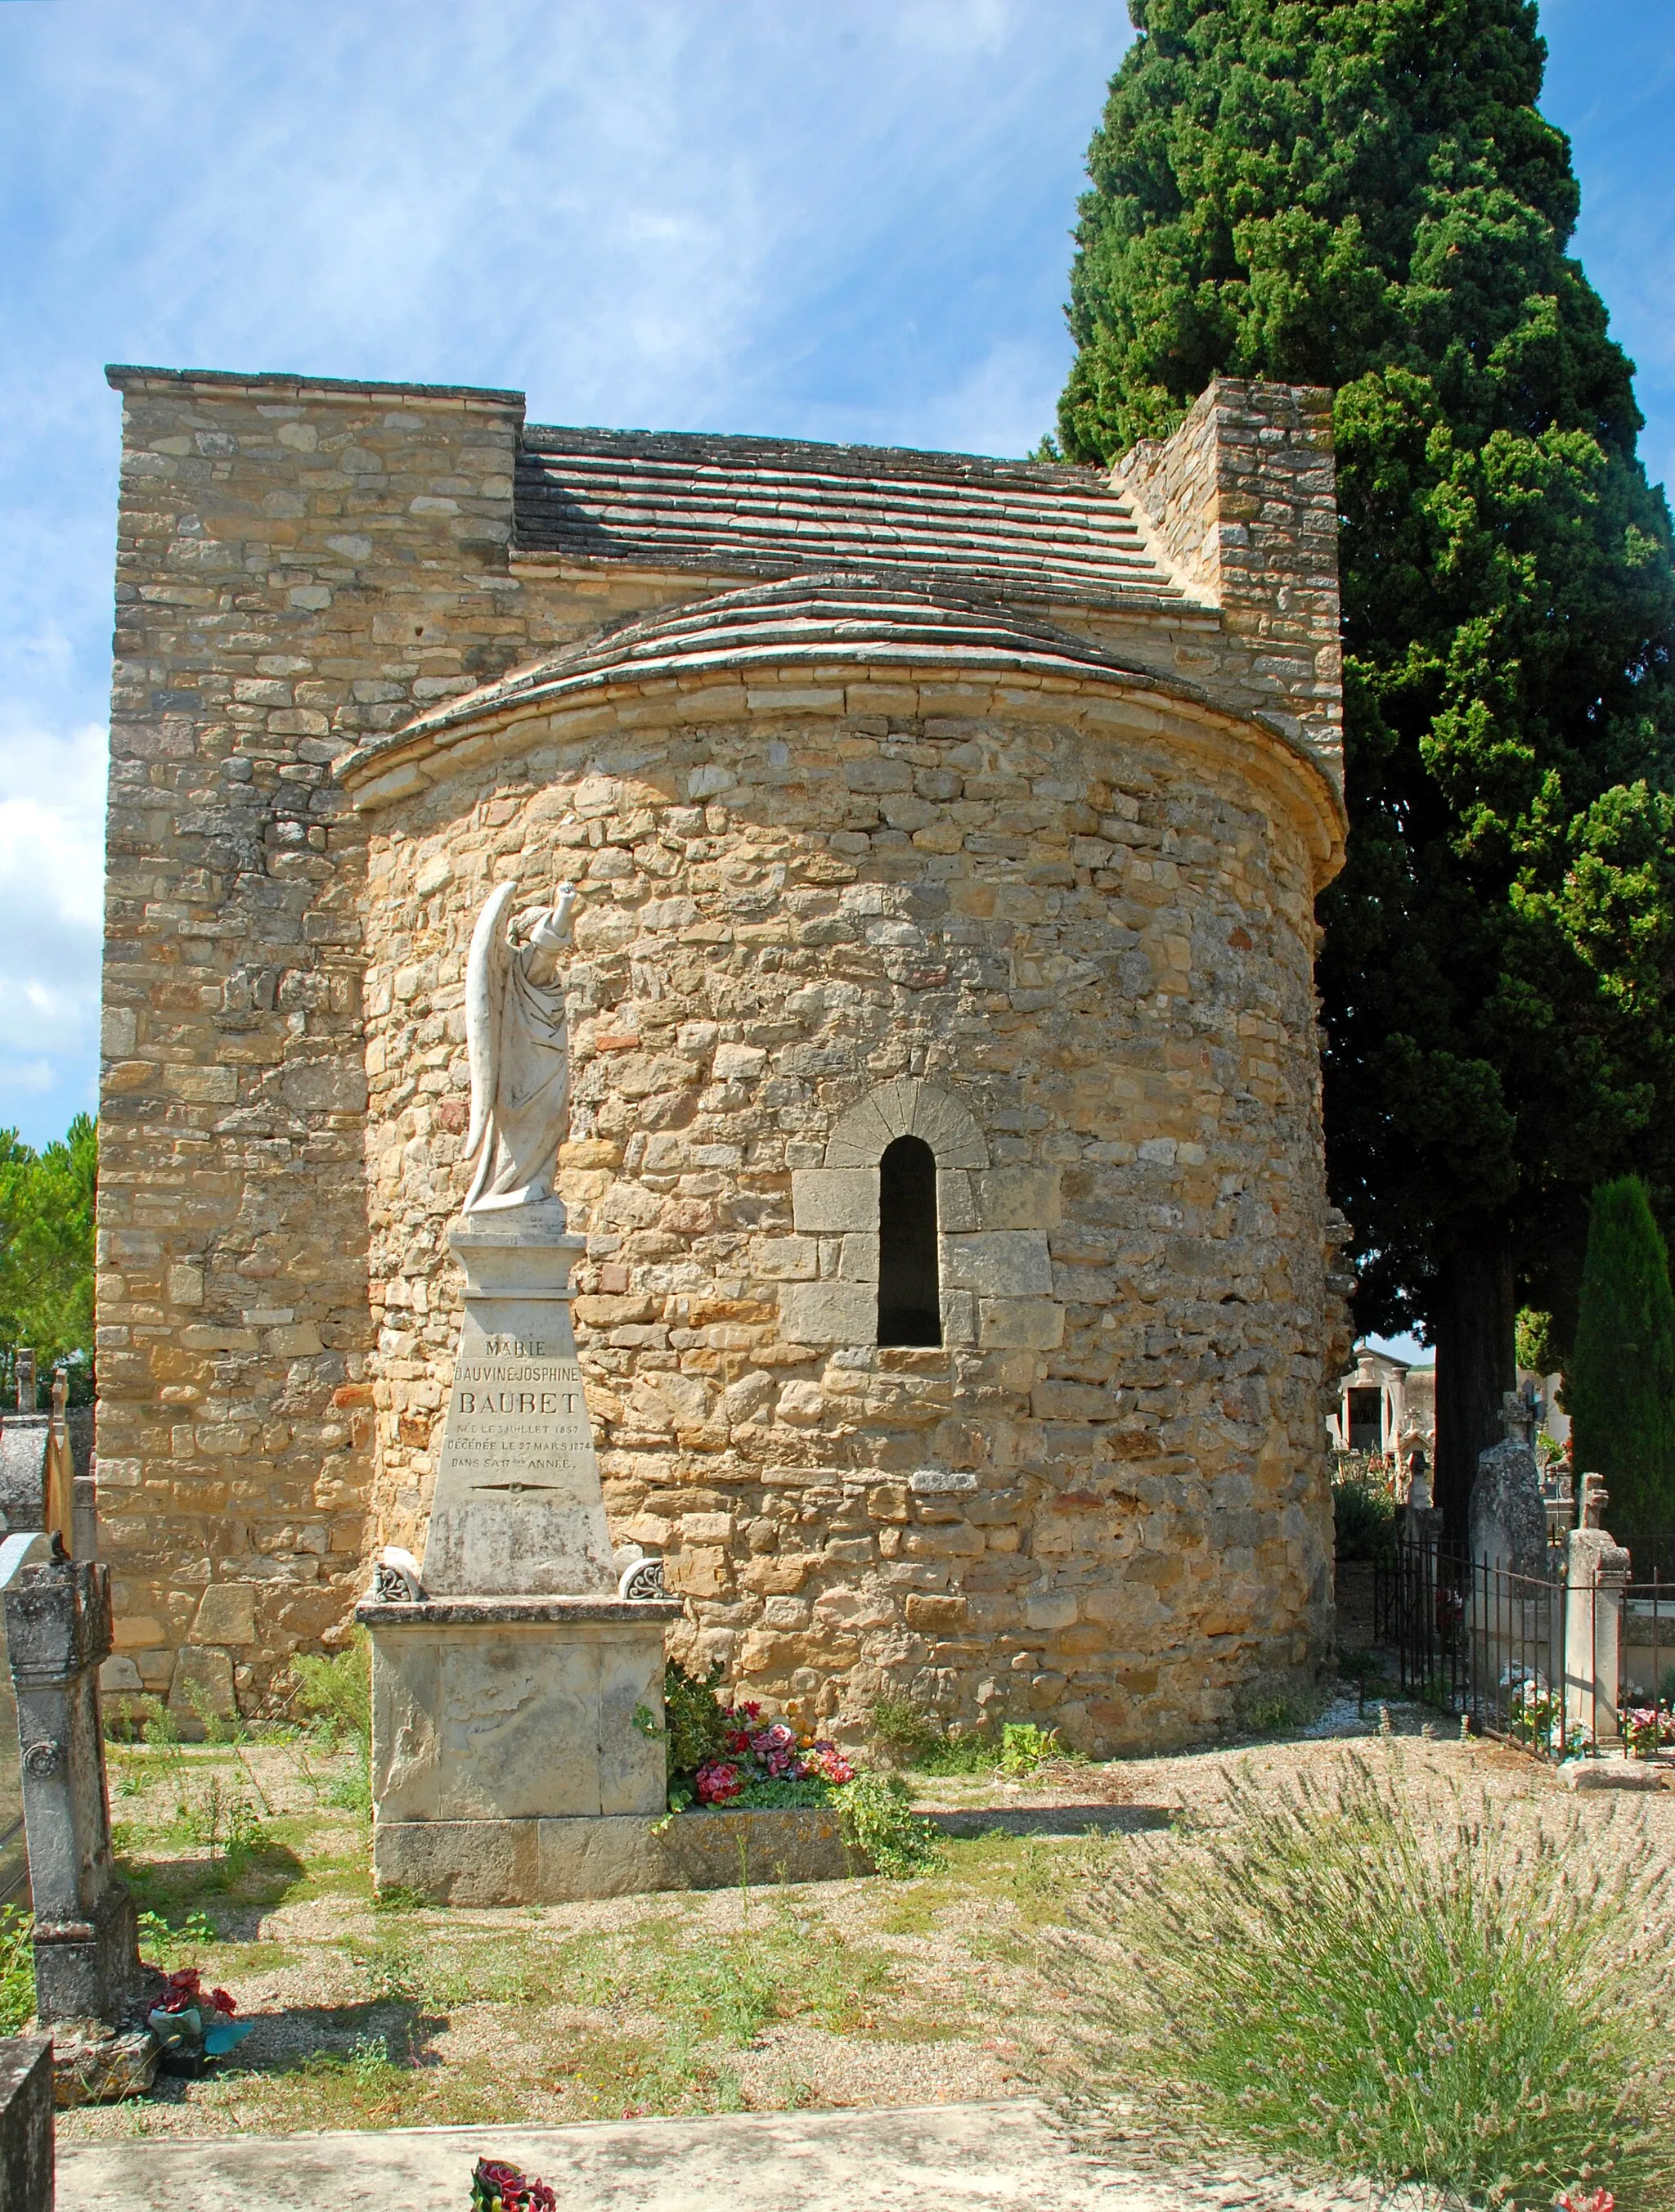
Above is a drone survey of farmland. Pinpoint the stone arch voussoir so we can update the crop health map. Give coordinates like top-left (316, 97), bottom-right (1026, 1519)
top-left (822, 1077), bottom-right (988, 1171)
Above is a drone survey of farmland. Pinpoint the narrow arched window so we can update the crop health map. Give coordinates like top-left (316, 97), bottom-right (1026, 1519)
top-left (878, 1135), bottom-right (941, 1347)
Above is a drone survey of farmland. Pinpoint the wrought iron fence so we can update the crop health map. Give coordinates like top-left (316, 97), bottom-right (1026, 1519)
top-left (1385, 1533), bottom-right (1571, 1750)
top-left (1376, 1531), bottom-right (1675, 1758)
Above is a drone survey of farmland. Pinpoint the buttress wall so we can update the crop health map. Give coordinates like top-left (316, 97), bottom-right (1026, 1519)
top-left (97, 370), bottom-right (530, 1714)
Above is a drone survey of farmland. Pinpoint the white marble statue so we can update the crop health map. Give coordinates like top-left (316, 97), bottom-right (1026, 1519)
top-left (461, 879), bottom-right (578, 1212)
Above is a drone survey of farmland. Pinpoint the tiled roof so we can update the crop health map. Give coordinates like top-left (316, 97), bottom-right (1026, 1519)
top-left (384, 573), bottom-right (1190, 751)
top-left (513, 427), bottom-right (1181, 607)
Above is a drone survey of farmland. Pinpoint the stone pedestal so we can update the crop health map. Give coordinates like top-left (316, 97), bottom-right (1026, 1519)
top-left (1565, 1525), bottom-right (1632, 1747)
top-left (362, 1593), bottom-right (680, 1899)
top-left (360, 1203), bottom-right (679, 1905)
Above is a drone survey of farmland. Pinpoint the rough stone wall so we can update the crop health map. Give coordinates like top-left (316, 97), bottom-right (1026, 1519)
top-left (1111, 378), bottom-right (1340, 767)
top-left (355, 684), bottom-right (1340, 1753)
top-left (97, 371), bottom-right (531, 1716)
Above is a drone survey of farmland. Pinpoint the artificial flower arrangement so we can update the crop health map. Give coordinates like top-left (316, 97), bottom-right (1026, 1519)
top-left (663, 1659), bottom-right (853, 1812)
top-left (658, 1659), bottom-right (940, 1876)
top-left (694, 1706), bottom-right (855, 1808)
top-left (1622, 1702), bottom-right (1675, 1758)
top-left (146, 1964), bottom-right (254, 2075)
top-left (471, 2158), bottom-right (555, 2211)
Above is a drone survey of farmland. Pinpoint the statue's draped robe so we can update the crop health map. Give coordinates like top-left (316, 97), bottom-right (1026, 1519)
top-left (472, 921), bottom-right (570, 1205)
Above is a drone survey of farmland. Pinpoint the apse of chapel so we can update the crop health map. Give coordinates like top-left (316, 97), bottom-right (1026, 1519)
top-left (352, 634), bottom-right (1339, 1750)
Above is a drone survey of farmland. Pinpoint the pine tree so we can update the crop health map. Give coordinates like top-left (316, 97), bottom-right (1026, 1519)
top-left (0, 1113), bottom-right (97, 1396)
top-left (1056, 0), bottom-right (1675, 1537)
top-left (1569, 1176), bottom-right (1675, 1541)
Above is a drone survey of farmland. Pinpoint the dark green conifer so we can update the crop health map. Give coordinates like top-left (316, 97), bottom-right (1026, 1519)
top-left (1056, 0), bottom-right (1675, 1533)
top-left (1569, 1176), bottom-right (1675, 1541)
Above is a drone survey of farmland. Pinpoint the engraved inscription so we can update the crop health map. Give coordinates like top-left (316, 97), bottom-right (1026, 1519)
top-left (442, 1339), bottom-right (593, 1486)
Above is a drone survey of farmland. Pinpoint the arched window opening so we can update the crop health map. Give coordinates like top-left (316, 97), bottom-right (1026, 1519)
top-left (878, 1135), bottom-right (941, 1347)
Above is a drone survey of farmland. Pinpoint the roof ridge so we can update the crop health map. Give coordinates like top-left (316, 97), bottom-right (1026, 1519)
top-left (520, 422), bottom-right (1107, 487)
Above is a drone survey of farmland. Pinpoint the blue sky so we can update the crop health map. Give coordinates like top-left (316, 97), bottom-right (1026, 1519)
top-left (0, 1), bottom-right (1669, 1324)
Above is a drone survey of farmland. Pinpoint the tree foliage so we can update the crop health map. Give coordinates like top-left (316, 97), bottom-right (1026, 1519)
top-left (1056, 0), bottom-right (1675, 1520)
top-left (1567, 1176), bottom-right (1675, 1540)
top-left (0, 1114), bottom-right (97, 1398)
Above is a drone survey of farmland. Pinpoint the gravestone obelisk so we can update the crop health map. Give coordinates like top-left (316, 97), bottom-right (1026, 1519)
top-left (420, 1198), bottom-right (615, 1598)
top-left (360, 881), bottom-right (678, 1905)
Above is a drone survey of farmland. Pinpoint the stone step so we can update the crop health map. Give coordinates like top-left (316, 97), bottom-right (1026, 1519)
top-left (60, 2099), bottom-right (1142, 2212)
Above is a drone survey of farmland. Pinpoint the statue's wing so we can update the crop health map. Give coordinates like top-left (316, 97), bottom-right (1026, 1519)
top-left (463, 879), bottom-right (518, 1171)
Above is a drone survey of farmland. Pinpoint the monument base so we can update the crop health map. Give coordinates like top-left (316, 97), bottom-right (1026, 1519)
top-left (372, 1805), bottom-right (859, 1905)
top-left (359, 1594), bottom-right (682, 1896)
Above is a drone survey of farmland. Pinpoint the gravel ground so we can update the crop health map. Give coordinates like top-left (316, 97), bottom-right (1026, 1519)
top-left (59, 1695), bottom-right (1675, 2163)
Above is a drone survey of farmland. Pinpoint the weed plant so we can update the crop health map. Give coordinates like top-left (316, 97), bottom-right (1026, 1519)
top-left (833, 1773), bottom-right (942, 1877)
top-left (869, 1702), bottom-right (1071, 1780)
top-left (290, 1631), bottom-right (373, 1810)
top-left (1331, 1467), bottom-right (1397, 1561)
top-left (136, 1908), bottom-right (218, 1967)
top-left (1055, 1753), bottom-right (1675, 2208)
top-left (999, 1723), bottom-right (1067, 1774)
top-left (291, 1631), bottom-right (371, 1751)
top-left (917, 1732), bottom-right (996, 1776)
top-left (0, 1905), bottom-right (34, 2032)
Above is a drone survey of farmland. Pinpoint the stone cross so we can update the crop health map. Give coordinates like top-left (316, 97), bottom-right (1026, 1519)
top-left (1468, 1395), bottom-right (1550, 1581)
top-left (1499, 1387), bottom-right (1535, 1447)
top-left (1, 1535), bottom-right (147, 2026)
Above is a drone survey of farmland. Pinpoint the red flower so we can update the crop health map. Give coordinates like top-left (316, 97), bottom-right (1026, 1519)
top-left (473, 2158), bottom-right (555, 2212)
top-left (159, 1967), bottom-right (203, 2014)
top-left (697, 1760), bottom-right (743, 1805)
top-left (209, 1987), bottom-right (236, 2016)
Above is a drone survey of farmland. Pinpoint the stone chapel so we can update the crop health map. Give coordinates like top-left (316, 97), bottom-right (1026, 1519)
top-left (95, 363), bottom-right (1349, 1752)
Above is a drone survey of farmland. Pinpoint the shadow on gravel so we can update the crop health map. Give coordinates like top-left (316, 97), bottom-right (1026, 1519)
top-left (927, 1806), bottom-right (1172, 1838)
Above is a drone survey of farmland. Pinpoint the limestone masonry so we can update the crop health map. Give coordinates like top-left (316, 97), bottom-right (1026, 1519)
top-left (97, 365), bottom-right (1349, 1750)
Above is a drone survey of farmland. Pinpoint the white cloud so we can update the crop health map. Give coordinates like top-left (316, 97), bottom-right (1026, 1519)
top-left (0, 720), bottom-right (105, 1137)
top-left (14, 0), bottom-right (1666, 1157)
top-left (0, 0), bottom-right (1132, 1140)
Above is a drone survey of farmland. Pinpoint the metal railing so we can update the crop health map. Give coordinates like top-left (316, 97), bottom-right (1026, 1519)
top-left (1376, 1531), bottom-right (1675, 1759)
top-left (1385, 1534), bottom-right (1569, 1750)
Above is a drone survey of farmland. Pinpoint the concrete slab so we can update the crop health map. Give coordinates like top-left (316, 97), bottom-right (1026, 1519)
top-left (59, 2099), bottom-right (1131, 2212)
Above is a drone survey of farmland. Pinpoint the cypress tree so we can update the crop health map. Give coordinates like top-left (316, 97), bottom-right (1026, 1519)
top-left (1569, 1176), bottom-right (1675, 1541)
top-left (1055, 0), bottom-right (1675, 1538)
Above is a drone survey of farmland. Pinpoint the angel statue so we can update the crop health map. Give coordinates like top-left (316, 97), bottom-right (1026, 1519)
top-left (460, 879), bottom-right (579, 1212)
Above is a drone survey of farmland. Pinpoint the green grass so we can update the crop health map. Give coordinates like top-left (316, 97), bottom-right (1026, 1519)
top-left (529, 1901), bottom-right (897, 2047)
top-left (1059, 1752), bottom-right (1675, 2208)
